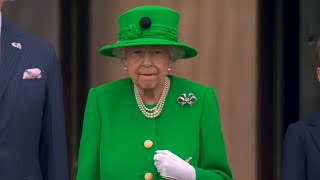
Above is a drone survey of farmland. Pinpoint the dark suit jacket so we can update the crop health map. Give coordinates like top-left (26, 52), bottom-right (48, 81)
top-left (0, 21), bottom-right (69, 180)
top-left (282, 113), bottom-right (320, 180)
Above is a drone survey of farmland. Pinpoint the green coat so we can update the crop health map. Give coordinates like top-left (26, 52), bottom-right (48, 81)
top-left (76, 75), bottom-right (233, 180)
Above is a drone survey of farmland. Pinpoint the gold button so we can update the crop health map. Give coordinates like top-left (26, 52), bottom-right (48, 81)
top-left (144, 172), bottom-right (153, 180)
top-left (144, 140), bottom-right (153, 149)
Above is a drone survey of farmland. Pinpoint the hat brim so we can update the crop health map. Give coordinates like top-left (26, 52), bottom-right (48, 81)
top-left (99, 38), bottom-right (198, 59)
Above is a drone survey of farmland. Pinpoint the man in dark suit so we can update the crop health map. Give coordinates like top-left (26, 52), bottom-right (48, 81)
top-left (0, 1), bottom-right (69, 180)
top-left (282, 39), bottom-right (320, 180)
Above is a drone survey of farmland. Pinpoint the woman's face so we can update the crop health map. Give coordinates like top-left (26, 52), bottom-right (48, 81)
top-left (124, 46), bottom-right (171, 90)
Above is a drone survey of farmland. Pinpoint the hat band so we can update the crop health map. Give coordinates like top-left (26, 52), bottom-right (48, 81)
top-left (118, 24), bottom-right (178, 42)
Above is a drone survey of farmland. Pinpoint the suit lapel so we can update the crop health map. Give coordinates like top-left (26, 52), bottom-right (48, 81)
top-left (0, 21), bottom-right (23, 99)
top-left (309, 114), bottom-right (320, 152)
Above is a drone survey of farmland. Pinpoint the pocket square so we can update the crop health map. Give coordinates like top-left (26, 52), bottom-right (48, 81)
top-left (23, 68), bottom-right (42, 79)
top-left (11, 42), bottom-right (22, 50)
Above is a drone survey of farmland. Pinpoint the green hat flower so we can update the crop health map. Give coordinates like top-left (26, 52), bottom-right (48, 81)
top-left (99, 5), bottom-right (198, 59)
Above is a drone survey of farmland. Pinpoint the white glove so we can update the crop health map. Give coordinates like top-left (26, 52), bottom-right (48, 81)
top-left (154, 150), bottom-right (196, 180)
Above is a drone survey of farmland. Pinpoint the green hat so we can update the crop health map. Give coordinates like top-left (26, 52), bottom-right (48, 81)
top-left (99, 5), bottom-right (198, 59)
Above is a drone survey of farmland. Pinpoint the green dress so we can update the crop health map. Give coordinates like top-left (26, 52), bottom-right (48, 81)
top-left (76, 75), bottom-right (233, 180)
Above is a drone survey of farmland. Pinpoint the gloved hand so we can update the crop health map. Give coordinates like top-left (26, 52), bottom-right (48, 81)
top-left (154, 150), bottom-right (196, 180)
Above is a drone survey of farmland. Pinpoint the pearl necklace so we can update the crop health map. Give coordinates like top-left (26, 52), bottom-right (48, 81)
top-left (134, 77), bottom-right (170, 118)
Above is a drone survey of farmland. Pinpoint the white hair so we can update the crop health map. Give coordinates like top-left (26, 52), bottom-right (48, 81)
top-left (112, 46), bottom-right (185, 61)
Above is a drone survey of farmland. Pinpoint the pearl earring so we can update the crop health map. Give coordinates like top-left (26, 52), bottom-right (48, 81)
top-left (168, 68), bottom-right (171, 71)
top-left (124, 67), bottom-right (127, 70)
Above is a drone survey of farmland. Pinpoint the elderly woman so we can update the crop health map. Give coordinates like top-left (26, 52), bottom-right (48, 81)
top-left (76, 5), bottom-right (233, 180)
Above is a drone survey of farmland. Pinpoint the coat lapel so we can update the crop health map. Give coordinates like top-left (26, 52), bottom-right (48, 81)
top-left (309, 114), bottom-right (320, 152)
top-left (0, 21), bottom-right (23, 99)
